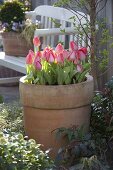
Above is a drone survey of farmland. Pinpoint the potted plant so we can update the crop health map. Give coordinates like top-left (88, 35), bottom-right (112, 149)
top-left (0, 0), bottom-right (33, 57)
top-left (19, 37), bottom-right (94, 157)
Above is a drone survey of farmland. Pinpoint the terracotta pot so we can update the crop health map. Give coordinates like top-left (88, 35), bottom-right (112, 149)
top-left (19, 75), bottom-right (94, 157)
top-left (1, 32), bottom-right (33, 57)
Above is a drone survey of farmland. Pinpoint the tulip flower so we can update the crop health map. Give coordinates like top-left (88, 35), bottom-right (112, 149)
top-left (34, 61), bottom-right (42, 70)
top-left (70, 41), bottom-right (78, 51)
top-left (48, 53), bottom-right (55, 63)
top-left (69, 51), bottom-right (76, 61)
top-left (36, 51), bottom-right (42, 59)
top-left (55, 43), bottom-right (64, 54)
top-left (33, 36), bottom-right (41, 47)
top-left (43, 47), bottom-right (55, 63)
top-left (26, 50), bottom-right (34, 64)
top-left (25, 36), bottom-right (89, 85)
top-left (42, 47), bottom-right (50, 60)
top-left (34, 56), bottom-right (42, 70)
top-left (81, 47), bottom-right (87, 54)
top-left (78, 47), bottom-right (87, 61)
top-left (56, 53), bottom-right (64, 63)
top-left (62, 50), bottom-right (69, 59)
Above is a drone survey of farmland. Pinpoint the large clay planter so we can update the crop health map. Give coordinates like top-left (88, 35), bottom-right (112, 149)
top-left (1, 32), bottom-right (33, 57)
top-left (19, 75), bottom-right (94, 157)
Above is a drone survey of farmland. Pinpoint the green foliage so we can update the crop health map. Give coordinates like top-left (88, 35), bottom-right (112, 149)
top-left (74, 156), bottom-right (109, 170)
top-left (54, 126), bottom-right (110, 169)
top-left (96, 20), bottom-right (113, 72)
top-left (0, 103), bottom-right (54, 169)
top-left (91, 77), bottom-right (113, 168)
top-left (54, 125), bottom-right (85, 142)
top-left (21, 22), bottom-right (39, 45)
top-left (25, 37), bottom-right (90, 85)
top-left (0, 102), bottom-right (24, 134)
top-left (19, 0), bottom-right (31, 11)
top-left (26, 59), bottom-right (90, 85)
top-left (0, 0), bottom-right (25, 32)
top-left (0, 132), bottom-right (53, 170)
top-left (91, 77), bottom-right (113, 140)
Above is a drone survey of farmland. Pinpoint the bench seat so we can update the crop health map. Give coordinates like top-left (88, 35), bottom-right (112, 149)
top-left (0, 52), bottom-right (26, 74)
top-left (0, 52), bottom-right (26, 84)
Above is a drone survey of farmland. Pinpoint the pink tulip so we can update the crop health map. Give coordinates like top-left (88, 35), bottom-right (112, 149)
top-left (34, 61), bottom-right (42, 70)
top-left (78, 47), bottom-right (87, 61)
top-left (34, 56), bottom-right (42, 70)
top-left (48, 53), bottom-right (55, 63)
top-left (56, 53), bottom-right (64, 63)
top-left (78, 50), bottom-right (86, 61)
top-left (62, 50), bottom-right (69, 59)
top-left (69, 51), bottom-right (76, 61)
top-left (33, 36), bottom-right (41, 47)
top-left (43, 47), bottom-right (55, 63)
top-left (80, 47), bottom-right (87, 55)
top-left (70, 41), bottom-right (78, 51)
top-left (36, 51), bottom-right (42, 59)
top-left (42, 47), bottom-right (50, 60)
top-left (26, 50), bottom-right (34, 64)
top-left (77, 64), bottom-right (83, 72)
top-left (55, 43), bottom-right (64, 54)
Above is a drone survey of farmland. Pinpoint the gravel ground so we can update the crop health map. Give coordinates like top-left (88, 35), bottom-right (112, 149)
top-left (0, 85), bottom-right (20, 103)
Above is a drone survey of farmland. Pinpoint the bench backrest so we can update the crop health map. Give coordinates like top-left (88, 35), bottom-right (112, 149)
top-left (26, 5), bottom-right (89, 49)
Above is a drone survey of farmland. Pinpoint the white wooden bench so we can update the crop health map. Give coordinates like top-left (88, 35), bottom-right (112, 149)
top-left (0, 52), bottom-right (26, 84)
top-left (0, 5), bottom-right (89, 84)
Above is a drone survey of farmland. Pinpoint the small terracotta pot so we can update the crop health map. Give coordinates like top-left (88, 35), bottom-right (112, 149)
top-left (19, 75), bottom-right (94, 157)
top-left (1, 32), bottom-right (33, 57)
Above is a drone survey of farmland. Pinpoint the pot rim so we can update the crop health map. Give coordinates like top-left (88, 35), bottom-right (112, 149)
top-left (19, 74), bottom-right (93, 88)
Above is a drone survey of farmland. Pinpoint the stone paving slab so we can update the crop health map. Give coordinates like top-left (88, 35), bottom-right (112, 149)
top-left (0, 85), bottom-right (20, 103)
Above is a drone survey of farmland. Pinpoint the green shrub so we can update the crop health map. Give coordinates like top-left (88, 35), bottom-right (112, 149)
top-left (0, 0), bottom-right (25, 32)
top-left (0, 132), bottom-right (54, 170)
top-left (90, 77), bottom-right (113, 168)
top-left (0, 102), bottom-right (24, 134)
top-left (91, 76), bottom-right (113, 140)
top-left (54, 126), bottom-right (109, 169)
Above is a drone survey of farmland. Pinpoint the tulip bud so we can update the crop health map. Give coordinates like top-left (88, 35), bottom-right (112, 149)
top-left (70, 41), bottom-right (78, 51)
top-left (26, 50), bottom-right (34, 64)
top-left (33, 36), bottom-right (41, 47)
top-left (34, 57), bottom-right (42, 70)
top-left (55, 43), bottom-right (64, 54)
